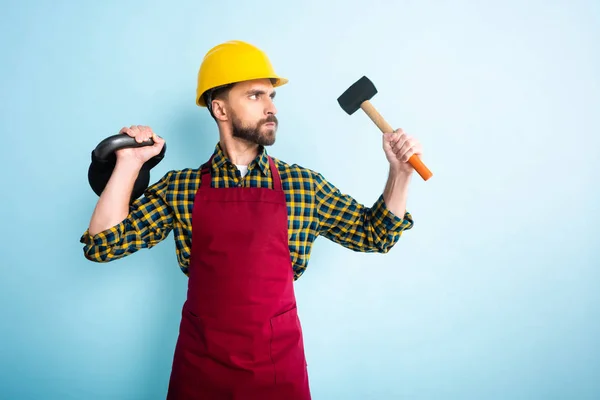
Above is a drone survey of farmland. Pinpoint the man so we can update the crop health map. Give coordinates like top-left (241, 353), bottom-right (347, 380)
top-left (80, 40), bottom-right (423, 399)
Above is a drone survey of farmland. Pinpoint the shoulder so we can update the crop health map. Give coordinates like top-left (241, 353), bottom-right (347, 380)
top-left (147, 167), bottom-right (203, 193)
top-left (269, 156), bottom-right (341, 199)
top-left (270, 156), bottom-right (323, 182)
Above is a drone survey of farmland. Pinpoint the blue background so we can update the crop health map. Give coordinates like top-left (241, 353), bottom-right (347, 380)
top-left (1, 1), bottom-right (599, 399)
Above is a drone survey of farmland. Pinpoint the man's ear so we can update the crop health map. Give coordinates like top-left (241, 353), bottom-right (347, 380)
top-left (211, 100), bottom-right (229, 121)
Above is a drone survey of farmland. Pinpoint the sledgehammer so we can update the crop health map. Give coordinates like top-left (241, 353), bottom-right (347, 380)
top-left (337, 76), bottom-right (433, 181)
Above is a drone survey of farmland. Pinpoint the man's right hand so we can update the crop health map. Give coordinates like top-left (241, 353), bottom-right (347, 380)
top-left (117, 125), bottom-right (166, 167)
top-left (87, 125), bottom-right (165, 236)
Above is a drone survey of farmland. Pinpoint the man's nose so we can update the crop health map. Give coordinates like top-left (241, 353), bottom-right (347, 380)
top-left (265, 98), bottom-right (277, 115)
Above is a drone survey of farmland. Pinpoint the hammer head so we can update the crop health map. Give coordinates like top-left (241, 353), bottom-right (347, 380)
top-left (337, 76), bottom-right (378, 115)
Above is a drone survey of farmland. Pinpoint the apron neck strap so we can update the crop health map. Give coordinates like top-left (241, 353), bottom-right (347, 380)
top-left (267, 156), bottom-right (282, 191)
top-left (200, 154), bottom-right (282, 191)
top-left (200, 155), bottom-right (214, 188)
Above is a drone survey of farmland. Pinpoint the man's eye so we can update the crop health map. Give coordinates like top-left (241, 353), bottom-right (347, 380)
top-left (250, 94), bottom-right (258, 100)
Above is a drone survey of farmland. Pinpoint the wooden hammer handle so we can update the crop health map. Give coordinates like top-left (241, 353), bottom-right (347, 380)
top-left (360, 100), bottom-right (433, 181)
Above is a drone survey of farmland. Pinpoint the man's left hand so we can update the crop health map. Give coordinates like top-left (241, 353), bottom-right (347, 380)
top-left (382, 128), bottom-right (423, 175)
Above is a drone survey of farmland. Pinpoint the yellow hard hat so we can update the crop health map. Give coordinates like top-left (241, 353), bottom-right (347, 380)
top-left (196, 40), bottom-right (288, 107)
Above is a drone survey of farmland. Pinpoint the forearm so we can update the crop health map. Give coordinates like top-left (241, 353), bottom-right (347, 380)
top-left (88, 160), bottom-right (143, 236)
top-left (315, 170), bottom-right (413, 253)
top-left (382, 166), bottom-right (412, 218)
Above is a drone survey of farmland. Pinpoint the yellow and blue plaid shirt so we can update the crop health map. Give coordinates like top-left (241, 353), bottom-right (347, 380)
top-left (80, 143), bottom-right (414, 280)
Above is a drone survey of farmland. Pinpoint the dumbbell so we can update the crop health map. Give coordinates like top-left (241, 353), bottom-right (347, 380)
top-left (87, 134), bottom-right (166, 201)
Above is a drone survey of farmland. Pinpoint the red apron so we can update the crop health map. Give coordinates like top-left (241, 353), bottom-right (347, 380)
top-left (166, 155), bottom-right (311, 399)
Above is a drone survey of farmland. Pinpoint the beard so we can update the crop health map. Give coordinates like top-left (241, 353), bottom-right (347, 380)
top-left (231, 114), bottom-right (278, 146)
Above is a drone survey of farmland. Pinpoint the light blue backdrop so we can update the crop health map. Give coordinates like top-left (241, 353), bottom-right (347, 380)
top-left (1, 1), bottom-right (599, 399)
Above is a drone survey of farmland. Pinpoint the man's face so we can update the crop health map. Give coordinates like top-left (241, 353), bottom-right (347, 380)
top-left (225, 79), bottom-right (279, 146)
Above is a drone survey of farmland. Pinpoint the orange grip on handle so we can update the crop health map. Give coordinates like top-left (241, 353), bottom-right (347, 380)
top-left (408, 153), bottom-right (433, 181)
top-left (360, 100), bottom-right (433, 181)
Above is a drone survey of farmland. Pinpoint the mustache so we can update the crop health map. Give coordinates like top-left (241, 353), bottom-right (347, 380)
top-left (261, 115), bottom-right (278, 125)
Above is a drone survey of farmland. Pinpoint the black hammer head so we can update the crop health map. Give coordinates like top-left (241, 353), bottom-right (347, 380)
top-left (337, 76), bottom-right (378, 115)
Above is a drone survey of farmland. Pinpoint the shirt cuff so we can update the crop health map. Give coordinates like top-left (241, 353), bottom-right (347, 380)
top-left (79, 221), bottom-right (125, 247)
top-left (371, 194), bottom-right (414, 232)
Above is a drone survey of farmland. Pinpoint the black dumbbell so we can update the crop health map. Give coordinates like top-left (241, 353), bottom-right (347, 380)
top-left (88, 134), bottom-right (166, 202)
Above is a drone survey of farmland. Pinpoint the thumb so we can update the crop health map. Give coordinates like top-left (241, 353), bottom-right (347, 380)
top-left (152, 133), bottom-right (164, 144)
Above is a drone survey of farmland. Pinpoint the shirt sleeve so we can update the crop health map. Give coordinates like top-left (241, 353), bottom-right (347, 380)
top-left (314, 172), bottom-right (414, 253)
top-left (79, 171), bottom-right (175, 262)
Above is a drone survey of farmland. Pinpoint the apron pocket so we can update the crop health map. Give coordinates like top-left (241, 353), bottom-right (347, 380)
top-left (269, 306), bottom-right (308, 384)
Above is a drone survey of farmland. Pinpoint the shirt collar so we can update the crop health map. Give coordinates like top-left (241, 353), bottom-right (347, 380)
top-left (211, 142), bottom-right (270, 176)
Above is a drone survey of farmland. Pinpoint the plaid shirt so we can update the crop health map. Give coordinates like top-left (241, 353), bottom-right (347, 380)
top-left (80, 143), bottom-right (414, 280)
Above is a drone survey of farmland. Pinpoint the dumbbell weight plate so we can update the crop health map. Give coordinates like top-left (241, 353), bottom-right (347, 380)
top-left (87, 134), bottom-right (166, 201)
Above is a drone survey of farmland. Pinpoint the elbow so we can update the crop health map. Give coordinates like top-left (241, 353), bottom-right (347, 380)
top-left (371, 233), bottom-right (402, 254)
top-left (82, 246), bottom-right (118, 263)
top-left (376, 245), bottom-right (393, 254)
top-left (82, 251), bottom-right (109, 263)
top-left (349, 237), bottom-right (394, 254)
top-left (372, 243), bottom-right (394, 254)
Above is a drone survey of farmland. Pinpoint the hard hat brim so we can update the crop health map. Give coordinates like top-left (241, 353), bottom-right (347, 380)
top-left (197, 76), bottom-right (288, 107)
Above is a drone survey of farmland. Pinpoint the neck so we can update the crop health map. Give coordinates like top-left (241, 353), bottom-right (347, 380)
top-left (219, 130), bottom-right (260, 166)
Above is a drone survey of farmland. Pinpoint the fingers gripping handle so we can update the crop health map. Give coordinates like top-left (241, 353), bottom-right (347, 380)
top-left (93, 134), bottom-right (155, 161)
top-left (360, 101), bottom-right (433, 181)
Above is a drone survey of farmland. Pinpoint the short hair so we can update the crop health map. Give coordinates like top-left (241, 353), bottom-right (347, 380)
top-left (203, 83), bottom-right (235, 120)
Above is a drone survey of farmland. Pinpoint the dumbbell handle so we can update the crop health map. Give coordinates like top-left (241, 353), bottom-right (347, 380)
top-left (88, 133), bottom-right (166, 201)
top-left (93, 134), bottom-right (155, 161)
top-left (360, 100), bottom-right (433, 181)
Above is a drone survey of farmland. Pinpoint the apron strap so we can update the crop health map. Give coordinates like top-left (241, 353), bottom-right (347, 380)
top-left (200, 155), bottom-right (214, 188)
top-left (268, 156), bottom-right (282, 192)
top-left (200, 154), bottom-right (282, 191)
